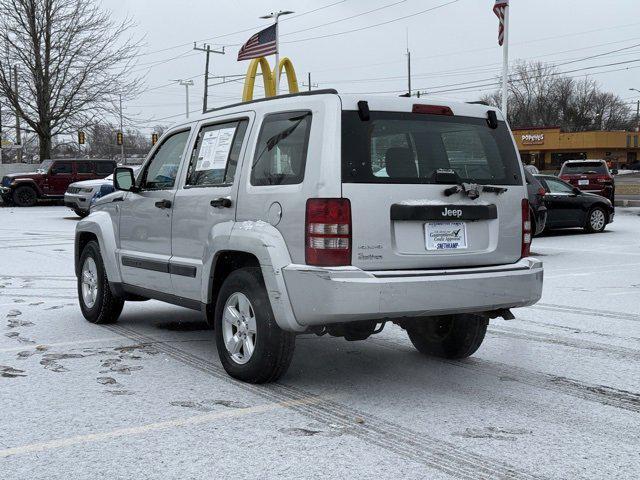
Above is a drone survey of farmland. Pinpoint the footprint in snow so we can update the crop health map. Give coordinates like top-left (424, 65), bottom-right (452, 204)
top-left (44, 305), bottom-right (64, 310)
top-left (29, 302), bottom-right (44, 306)
top-left (453, 426), bottom-right (532, 441)
top-left (6, 309), bottom-right (22, 318)
top-left (169, 399), bottom-right (248, 412)
top-left (7, 318), bottom-right (34, 329)
top-left (5, 332), bottom-right (35, 344)
top-left (0, 365), bottom-right (27, 378)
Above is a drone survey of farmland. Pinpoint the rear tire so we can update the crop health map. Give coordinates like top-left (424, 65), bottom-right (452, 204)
top-left (78, 240), bottom-right (124, 324)
top-left (584, 206), bottom-right (607, 233)
top-left (406, 314), bottom-right (488, 359)
top-left (214, 267), bottom-right (295, 383)
top-left (12, 186), bottom-right (37, 207)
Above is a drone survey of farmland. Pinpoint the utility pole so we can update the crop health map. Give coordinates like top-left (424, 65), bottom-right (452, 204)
top-left (14, 65), bottom-right (22, 162)
top-left (406, 49), bottom-right (411, 97)
top-left (177, 79), bottom-right (194, 118)
top-left (193, 43), bottom-right (225, 113)
top-left (119, 94), bottom-right (125, 164)
top-left (630, 88), bottom-right (640, 132)
top-left (260, 10), bottom-right (294, 96)
top-left (302, 72), bottom-right (317, 91)
top-left (406, 28), bottom-right (411, 97)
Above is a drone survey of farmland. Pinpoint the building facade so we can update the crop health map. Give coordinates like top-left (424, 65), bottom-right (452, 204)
top-left (512, 127), bottom-right (640, 171)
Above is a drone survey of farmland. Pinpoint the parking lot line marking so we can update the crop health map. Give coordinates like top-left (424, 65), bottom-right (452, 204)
top-left (0, 396), bottom-right (324, 458)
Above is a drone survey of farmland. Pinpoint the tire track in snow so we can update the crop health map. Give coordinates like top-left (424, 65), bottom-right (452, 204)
top-left (104, 323), bottom-right (540, 480)
top-left (489, 326), bottom-right (640, 361)
top-left (371, 337), bottom-right (640, 414)
top-left (532, 303), bottom-right (640, 323)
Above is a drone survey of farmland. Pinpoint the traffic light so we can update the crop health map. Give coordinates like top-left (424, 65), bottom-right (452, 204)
top-left (116, 131), bottom-right (123, 145)
top-left (151, 133), bottom-right (158, 145)
top-left (78, 131), bottom-right (85, 144)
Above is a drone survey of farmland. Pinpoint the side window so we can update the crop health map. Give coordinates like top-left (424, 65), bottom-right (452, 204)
top-left (96, 162), bottom-right (115, 175)
top-left (251, 111), bottom-right (312, 186)
top-left (141, 130), bottom-right (190, 190)
top-left (546, 178), bottom-right (574, 194)
top-left (186, 120), bottom-right (248, 187)
top-left (52, 162), bottom-right (72, 174)
top-left (76, 162), bottom-right (93, 174)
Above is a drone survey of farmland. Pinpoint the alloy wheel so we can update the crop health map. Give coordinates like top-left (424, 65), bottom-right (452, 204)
top-left (222, 292), bottom-right (257, 365)
top-left (81, 257), bottom-right (99, 308)
top-left (589, 209), bottom-right (605, 231)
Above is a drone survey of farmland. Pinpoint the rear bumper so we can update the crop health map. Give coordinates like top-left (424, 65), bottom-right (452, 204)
top-left (282, 258), bottom-right (543, 326)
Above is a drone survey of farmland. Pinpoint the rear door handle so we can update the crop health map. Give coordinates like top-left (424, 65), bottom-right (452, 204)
top-left (155, 199), bottom-right (172, 209)
top-left (210, 197), bottom-right (232, 208)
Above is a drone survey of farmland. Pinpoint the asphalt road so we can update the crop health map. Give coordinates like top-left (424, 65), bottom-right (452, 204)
top-left (1, 206), bottom-right (639, 479)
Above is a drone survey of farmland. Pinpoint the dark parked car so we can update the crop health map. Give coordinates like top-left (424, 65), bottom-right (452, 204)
top-left (0, 159), bottom-right (116, 207)
top-left (558, 159), bottom-right (615, 202)
top-left (535, 174), bottom-right (614, 233)
top-left (524, 169), bottom-right (547, 236)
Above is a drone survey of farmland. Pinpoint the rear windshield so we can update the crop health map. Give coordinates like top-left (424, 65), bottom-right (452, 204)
top-left (560, 162), bottom-right (607, 175)
top-left (342, 111), bottom-right (522, 185)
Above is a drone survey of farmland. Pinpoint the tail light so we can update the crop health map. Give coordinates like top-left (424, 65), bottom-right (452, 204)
top-left (305, 198), bottom-right (352, 266)
top-left (596, 175), bottom-right (610, 184)
top-left (521, 198), bottom-right (532, 258)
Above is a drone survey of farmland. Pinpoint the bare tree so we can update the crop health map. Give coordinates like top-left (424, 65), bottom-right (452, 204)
top-left (480, 61), bottom-right (632, 131)
top-left (0, 0), bottom-right (142, 160)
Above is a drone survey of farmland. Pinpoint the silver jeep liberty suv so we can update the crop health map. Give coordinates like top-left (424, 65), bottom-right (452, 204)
top-left (75, 90), bottom-right (543, 383)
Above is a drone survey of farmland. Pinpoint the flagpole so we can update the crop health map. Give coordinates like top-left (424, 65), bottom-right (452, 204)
top-left (501, 3), bottom-right (510, 118)
top-left (274, 14), bottom-right (280, 96)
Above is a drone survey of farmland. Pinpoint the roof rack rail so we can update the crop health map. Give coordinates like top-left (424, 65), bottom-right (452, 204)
top-left (204, 88), bottom-right (339, 114)
top-left (466, 100), bottom-right (489, 106)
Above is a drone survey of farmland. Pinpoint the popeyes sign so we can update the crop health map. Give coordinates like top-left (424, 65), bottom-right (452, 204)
top-left (521, 133), bottom-right (545, 145)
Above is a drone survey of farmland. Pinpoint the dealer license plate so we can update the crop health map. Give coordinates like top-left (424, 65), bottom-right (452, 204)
top-left (578, 179), bottom-right (589, 186)
top-left (425, 222), bottom-right (468, 250)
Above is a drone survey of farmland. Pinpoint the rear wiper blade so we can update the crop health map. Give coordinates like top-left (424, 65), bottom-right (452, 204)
top-left (444, 183), bottom-right (508, 199)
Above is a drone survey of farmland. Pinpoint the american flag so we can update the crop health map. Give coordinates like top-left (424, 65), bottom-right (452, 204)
top-left (237, 24), bottom-right (277, 61)
top-left (493, 0), bottom-right (509, 46)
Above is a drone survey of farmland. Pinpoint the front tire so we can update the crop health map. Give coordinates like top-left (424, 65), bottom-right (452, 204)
top-left (406, 314), bottom-right (488, 359)
top-left (73, 208), bottom-right (89, 218)
top-left (12, 186), bottom-right (38, 207)
top-left (214, 267), bottom-right (295, 383)
top-left (584, 206), bottom-right (607, 233)
top-left (78, 240), bottom-right (124, 324)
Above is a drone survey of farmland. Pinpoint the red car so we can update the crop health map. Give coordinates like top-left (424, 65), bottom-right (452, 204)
top-left (558, 160), bottom-right (616, 202)
top-left (1, 159), bottom-right (116, 207)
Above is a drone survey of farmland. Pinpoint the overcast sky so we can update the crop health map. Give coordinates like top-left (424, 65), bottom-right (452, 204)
top-left (101, 0), bottom-right (640, 132)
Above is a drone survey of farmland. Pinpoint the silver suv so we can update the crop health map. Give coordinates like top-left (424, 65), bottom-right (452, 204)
top-left (75, 91), bottom-right (543, 383)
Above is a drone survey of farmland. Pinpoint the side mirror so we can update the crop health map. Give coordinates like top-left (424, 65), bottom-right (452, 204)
top-left (611, 168), bottom-right (618, 175)
top-left (113, 167), bottom-right (136, 192)
top-left (572, 187), bottom-right (581, 195)
top-left (50, 167), bottom-right (59, 175)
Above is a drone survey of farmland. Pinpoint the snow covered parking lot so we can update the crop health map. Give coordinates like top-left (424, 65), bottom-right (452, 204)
top-left (1, 206), bottom-right (639, 479)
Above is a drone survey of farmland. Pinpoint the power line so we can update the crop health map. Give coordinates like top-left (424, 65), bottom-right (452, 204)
top-left (323, 41), bottom-right (640, 87)
top-left (347, 57), bottom-right (640, 95)
top-left (280, 0), bottom-right (407, 38)
top-left (279, 0), bottom-right (460, 45)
